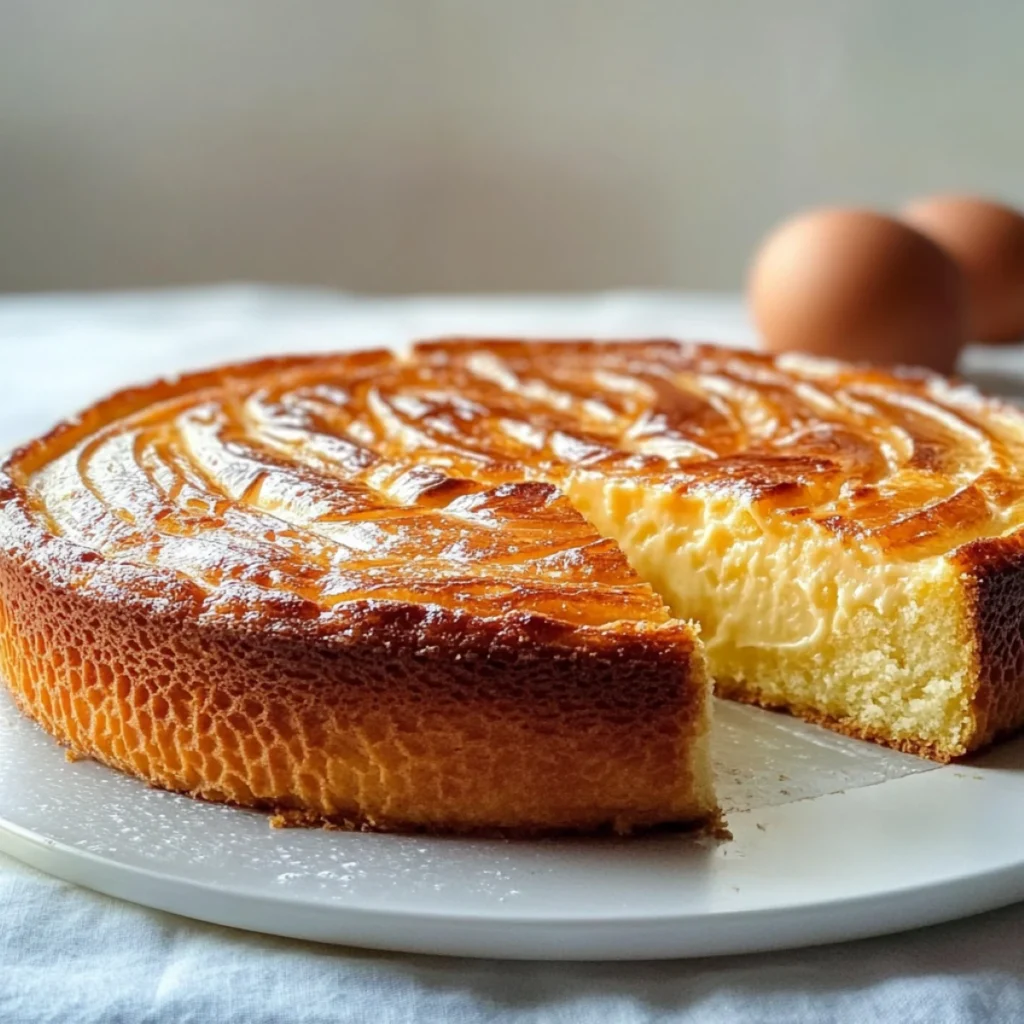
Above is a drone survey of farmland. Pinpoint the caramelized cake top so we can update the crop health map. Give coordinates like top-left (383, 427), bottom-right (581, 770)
top-left (4, 338), bottom-right (1024, 639)
top-left (0, 351), bottom-right (676, 634)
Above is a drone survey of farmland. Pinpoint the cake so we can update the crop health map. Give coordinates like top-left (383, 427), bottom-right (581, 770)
top-left (3, 339), bottom-right (1024, 834)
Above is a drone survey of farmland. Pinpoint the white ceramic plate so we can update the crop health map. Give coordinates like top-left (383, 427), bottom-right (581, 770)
top-left (2, 686), bottom-right (1023, 960)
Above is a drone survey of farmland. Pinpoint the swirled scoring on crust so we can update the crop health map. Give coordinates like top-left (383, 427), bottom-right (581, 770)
top-left (17, 338), bottom-right (1024, 613)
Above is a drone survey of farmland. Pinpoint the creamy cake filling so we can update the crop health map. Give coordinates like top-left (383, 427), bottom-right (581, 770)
top-left (565, 475), bottom-right (977, 754)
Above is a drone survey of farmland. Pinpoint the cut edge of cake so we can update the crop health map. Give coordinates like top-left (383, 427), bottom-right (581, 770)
top-left (565, 470), bottom-right (1024, 761)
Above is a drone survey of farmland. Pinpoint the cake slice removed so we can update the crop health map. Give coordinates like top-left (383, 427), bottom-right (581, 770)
top-left (566, 473), bottom-right (1020, 761)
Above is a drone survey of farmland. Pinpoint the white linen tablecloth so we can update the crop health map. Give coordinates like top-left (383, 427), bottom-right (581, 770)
top-left (1, 286), bottom-right (1023, 1024)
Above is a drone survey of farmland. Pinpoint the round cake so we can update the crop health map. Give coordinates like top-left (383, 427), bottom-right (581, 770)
top-left (3, 338), bottom-right (1024, 835)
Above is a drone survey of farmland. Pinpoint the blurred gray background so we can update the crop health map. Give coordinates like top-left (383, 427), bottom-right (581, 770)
top-left (2, 0), bottom-right (1021, 294)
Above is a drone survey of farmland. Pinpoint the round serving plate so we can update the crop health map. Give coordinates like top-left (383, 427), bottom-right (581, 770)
top-left (2, 687), bottom-right (1023, 961)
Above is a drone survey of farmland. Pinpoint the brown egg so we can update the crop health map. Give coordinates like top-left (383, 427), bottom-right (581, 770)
top-left (749, 208), bottom-right (969, 373)
top-left (901, 195), bottom-right (1024, 343)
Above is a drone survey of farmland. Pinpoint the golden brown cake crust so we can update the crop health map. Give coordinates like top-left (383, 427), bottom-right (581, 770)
top-left (955, 531), bottom-right (1024, 754)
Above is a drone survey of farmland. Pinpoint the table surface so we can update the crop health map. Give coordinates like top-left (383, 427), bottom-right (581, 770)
top-left (2, 286), bottom-right (1023, 1024)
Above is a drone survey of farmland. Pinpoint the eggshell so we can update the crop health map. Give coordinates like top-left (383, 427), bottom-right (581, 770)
top-left (749, 208), bottom-right (968, 373)
top-left (902, 195), bottom-right (1024, 343)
